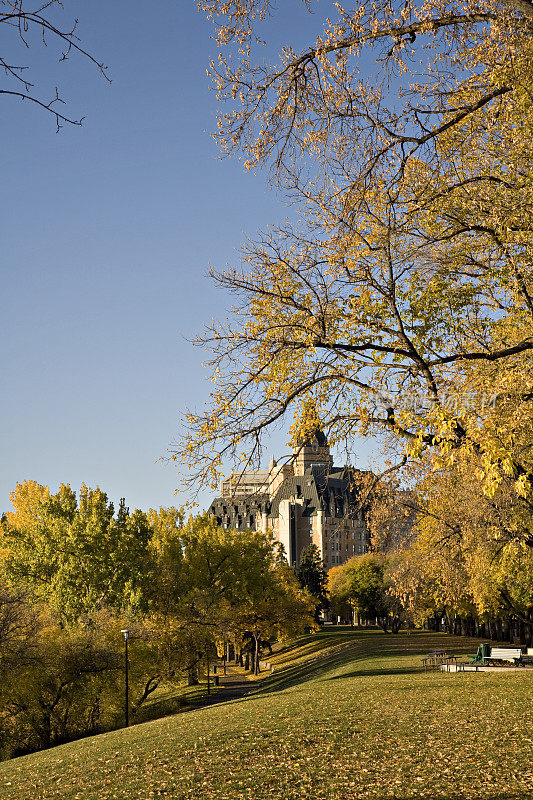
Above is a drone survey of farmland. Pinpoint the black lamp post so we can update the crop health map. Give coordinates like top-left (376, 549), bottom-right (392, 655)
top-left (121, 629), bottom-right (131, 726)
top-left (223, 631), bottom-right (227, 676)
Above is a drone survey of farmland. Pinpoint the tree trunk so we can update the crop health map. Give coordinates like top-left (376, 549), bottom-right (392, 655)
top-left (526, 612), bottom-right (533, 648)
top-left (503, 616), bottom-right (511, 643)
top-left (253, 634), bottom-right (260, 675)
top-left (377, 617), bottom-right (389, 633)
top-left (88, 696), bottom-right (101, 733)
top-left (40, 712), bottom-right (51, 749)
top-left (519, 617), bottom-right (526, 645)
top-left (132, 676), bottom-right (161, 718)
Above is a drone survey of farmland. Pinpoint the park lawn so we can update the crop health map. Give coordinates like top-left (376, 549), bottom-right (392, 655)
top-left (134, 678), bottom-right (221, 724)
top-left (1, 629), bottom-right (532, 800)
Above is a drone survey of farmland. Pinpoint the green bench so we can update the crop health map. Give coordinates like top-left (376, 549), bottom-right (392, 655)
top-left (464, 644), bottom-right (524, 667)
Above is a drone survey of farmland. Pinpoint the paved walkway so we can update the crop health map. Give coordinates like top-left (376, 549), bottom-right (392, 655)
top-left (188, 668), bottom-right (260, 713)
top-left (441, 663), bottom-right (533, 672)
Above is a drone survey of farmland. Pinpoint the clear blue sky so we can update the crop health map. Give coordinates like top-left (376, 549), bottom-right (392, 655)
top-left (1, 1), bottom-right (378, 515)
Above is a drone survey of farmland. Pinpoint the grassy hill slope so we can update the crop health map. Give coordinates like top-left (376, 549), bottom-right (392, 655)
top-left (1, 629), bottom-right (532, 800)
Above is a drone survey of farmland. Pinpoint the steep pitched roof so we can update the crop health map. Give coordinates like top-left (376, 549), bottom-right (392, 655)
top-left (268, 465), bottom-right (370, 520)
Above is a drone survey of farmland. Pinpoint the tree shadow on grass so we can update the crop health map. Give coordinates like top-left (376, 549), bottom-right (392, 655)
top-left (255, 632), bottom-right (483, 696)
top-left (210, 631), bottom-right (491, 707)
top-left (254, 652), bottom-right (359, 695)
top-left (270, 631), bottom-right (361, 662)
top-left (254, 644), bottom-right (392, 695)
top-left (328, 665), bottom-right (422, 679)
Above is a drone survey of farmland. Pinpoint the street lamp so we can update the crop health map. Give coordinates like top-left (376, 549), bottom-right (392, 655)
top-left (121, 629), bottom-right (131, 727)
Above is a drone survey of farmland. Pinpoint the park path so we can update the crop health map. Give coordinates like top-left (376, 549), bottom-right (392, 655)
top-left (189, 667), bottom-right (260, 713)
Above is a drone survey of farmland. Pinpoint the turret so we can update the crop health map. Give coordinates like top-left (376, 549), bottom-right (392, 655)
top-left (293, 428), bottom-right (333, 476)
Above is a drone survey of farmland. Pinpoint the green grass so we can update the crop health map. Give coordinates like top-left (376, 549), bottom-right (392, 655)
top-left (2, 629), bottom-right (532, 800)
top-left (134, 679), bottom-right (220, 724)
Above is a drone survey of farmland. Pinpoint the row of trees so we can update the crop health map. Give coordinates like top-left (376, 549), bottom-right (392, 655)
top-left (323, 464), bottom-right (533, 642)
top-left (0, 481), bottom-right (315, 759)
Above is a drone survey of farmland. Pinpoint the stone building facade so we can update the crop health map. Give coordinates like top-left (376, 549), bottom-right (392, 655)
top-left (208, 431), bottom-right (371, 569)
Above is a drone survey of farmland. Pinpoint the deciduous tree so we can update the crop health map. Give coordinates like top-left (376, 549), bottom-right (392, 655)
top-left (180, 0), bottom-right (533, 520)
top-left (395, 451), bottom-right (533, 631)
top-left (329, 553), bottom-right (404, 632)
top-left (1, 481), bottom-right (152, 621)
top-left (295, 544), bottom-right (329, 618)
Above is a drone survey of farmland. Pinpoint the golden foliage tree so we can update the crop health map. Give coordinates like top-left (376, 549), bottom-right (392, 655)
top-left (393, 450), bottom-right (533, 627)
top-left (179, 0), bottom-right (533, 522)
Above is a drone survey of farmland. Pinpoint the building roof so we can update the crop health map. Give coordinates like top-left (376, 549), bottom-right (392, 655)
top-left (268, 465), bottom-right (369, 520)
top-left (209, 493), bottom-right (271, 526)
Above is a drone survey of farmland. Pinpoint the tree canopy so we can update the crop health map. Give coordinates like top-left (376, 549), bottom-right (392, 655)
top-left (2, 481), bottom-right (152, 621)
top-left (329, 553), bottom-right (404, 632)
top-left (179, 0), bottom-right (533, 526)
top-left (296, 543), bottom-right (329, 617)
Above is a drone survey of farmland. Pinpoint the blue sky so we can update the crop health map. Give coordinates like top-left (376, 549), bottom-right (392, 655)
top-left (1, 1), bottom-right (378, 515)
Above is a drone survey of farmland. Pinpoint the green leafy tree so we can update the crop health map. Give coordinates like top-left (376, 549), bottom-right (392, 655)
top-left (0, 606), bottom-right (123, 757)
top-left (166, 514), bottom-right (315, 675)
top-left (295, 544), bottom-right (329, 619)
top-left (138, 513), bottom-right (315, 681)
top-left (0, 581), bottom-right (39, 672)
top-left (231, 560), bottom-right (317, 674)
top-left (0, 496), bottom-right (315, 751)
top-left (144, 506), bottom-right (185, 615)
top-left (329, 554), bottom-right (403, 633)
top-left (1, 481), bottom-right (152, 621)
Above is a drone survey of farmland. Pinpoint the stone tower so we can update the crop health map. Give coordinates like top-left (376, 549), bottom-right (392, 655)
top-left (293, 428), bottom-right (333, 476)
